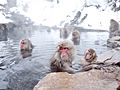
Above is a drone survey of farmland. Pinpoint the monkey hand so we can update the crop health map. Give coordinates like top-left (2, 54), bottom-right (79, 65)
top-left (51, 59), bottom-right (61, 67)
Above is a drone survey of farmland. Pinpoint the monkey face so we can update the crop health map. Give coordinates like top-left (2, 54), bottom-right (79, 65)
top-left (84, 49), bottom-right (96, 63)
top-left (59, 47), bottom-right (69, 61)
top-left (20, 40), bottom-right (27, 50)
top-left (72, 32), bottom-right (78, 38)
top-left (72, 32), bottom-right (76, 36)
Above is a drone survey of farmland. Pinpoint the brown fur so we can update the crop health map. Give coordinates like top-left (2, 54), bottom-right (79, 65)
top-left (72, 30), bottom-right (80, 45)
top-left (50, 41), bottom-right (77, 74)
top-left (20, 39), bottom-right (33, 58)
top-left (84, 48), bottom-right (97, 64)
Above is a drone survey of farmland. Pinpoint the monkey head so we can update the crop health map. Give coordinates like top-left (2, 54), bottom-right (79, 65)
top-left (57, 41), bottom-right (75, 61)
top-left (72, 30), bottom-right (80, 39)
top-left (84, 48), bottom-right (97, 63)
top-left (20, 39), bottom-right (33, 51)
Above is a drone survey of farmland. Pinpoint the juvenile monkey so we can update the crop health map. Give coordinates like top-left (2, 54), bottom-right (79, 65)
top-left (84, 48), bottom-right (97, 64)
top-left (80, 48), bottom-right (97, 71)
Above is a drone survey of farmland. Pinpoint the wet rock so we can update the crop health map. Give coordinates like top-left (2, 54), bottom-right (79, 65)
top-left (107, 36), bottom-right (120, 48)
top-left (107, 19), bottom-right (120, 48)
top-left (109, 19), bottom-right (120, 38)
top-left (97, 49), bottom-right (118, 62)
top-left (33, 70), bottom-right (119, 90)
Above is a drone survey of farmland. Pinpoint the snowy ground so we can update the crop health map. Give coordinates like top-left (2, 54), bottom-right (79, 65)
top-left (0, 0), bottom-right (120, 30)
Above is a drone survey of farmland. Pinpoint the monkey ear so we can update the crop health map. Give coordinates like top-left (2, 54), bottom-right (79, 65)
top-left (56, 45), bottom-right (60, 51)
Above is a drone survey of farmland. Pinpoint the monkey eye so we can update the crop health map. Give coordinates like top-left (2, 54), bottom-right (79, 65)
top-left (89, 53), bottom-right (92, 55)
top-left (21, 42), bottom-right (25, 44)
top-left (59, 47), bottom-right (69, 50)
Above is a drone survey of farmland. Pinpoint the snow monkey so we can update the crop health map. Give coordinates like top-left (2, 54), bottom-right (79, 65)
top-left (50, 40), bottom-right (78, 74)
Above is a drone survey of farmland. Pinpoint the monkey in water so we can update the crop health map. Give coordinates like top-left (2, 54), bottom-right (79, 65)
top-left (80, 48), bottom-right (97, 71)
top-left (84, 48), bottom-right (97, 64)
top-left (50, 41), bottom-right (79, 74)
top-left (20, 39), bottom-right (33, 58)
top-left (72, 30), bottom-right (80, 45)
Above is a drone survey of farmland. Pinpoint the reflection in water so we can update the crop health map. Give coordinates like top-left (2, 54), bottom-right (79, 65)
top-left (21, 49), bottom-right (32, 58)
top-left (0, 28), bottom-right (109, 70)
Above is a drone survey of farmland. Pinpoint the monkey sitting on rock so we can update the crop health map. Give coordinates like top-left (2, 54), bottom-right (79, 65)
top-left (50, 40), bottom-right (79, 74)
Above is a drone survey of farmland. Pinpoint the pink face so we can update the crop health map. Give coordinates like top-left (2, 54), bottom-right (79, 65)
top-left (59, 47), bottom-right (69, 61)
top-left (20, 40), bottom-right (27, 49)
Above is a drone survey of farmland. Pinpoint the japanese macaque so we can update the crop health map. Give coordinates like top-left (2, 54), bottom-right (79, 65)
top-left (84, 48), bottom-right (97, 64)
top-left (80, 48), bottom-right (97, 71)
top-left (116, 80), bottom-right (120, 90)
top-left (109, 19), bottom-right (120, 38)
top-left (0, 24), bottom-right (8, 41)
top-left (60, 28), bottom-right (70, 39)
top-left (20, 39), bottom-right (33, 58)
top-left (117, 86), bottom-right (120, 90)
top-left (50, 41), bottom-right (78, 74)
top-left (72, 30), bottom-right (80, 45)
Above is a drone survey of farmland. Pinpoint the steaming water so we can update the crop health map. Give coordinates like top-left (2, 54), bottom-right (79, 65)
top-left (0, 28), bottom-right (109, 65)
top-left (0, 27), bottom-right (111, 90)
top-left (0, 27), bottom-right (110, 66)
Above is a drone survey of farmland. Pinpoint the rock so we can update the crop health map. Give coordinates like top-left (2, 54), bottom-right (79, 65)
top-left (108, 19), bottom-right (120, 48)
top-left (109, 19), bottom-right (120, 38)
top-left (107, 36), bottom-right (120, 48)
top-left (97, 49), bottom-right (118, 62)
top-left (33, 70), bottom-right (119, 90)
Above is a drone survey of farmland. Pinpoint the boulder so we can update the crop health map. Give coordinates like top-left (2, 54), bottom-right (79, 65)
top-left (109, 19), bottom-right (120, 38)
top-left (107, 36), bottom-right (120, 48)
top-left (33, 70), bottom-right (119, 90)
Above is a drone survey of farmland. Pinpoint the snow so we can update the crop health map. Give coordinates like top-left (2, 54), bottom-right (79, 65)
top-left (0, 0), bottom-right (13, 23)
top-left (0, 12), bottom-right (12, 23)
top-left (0, 0), bottom-right (120, 30)
top-left (0, 0), bottom-right (7, 5)
top-left (79, 6), bottom-right (120, 30)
